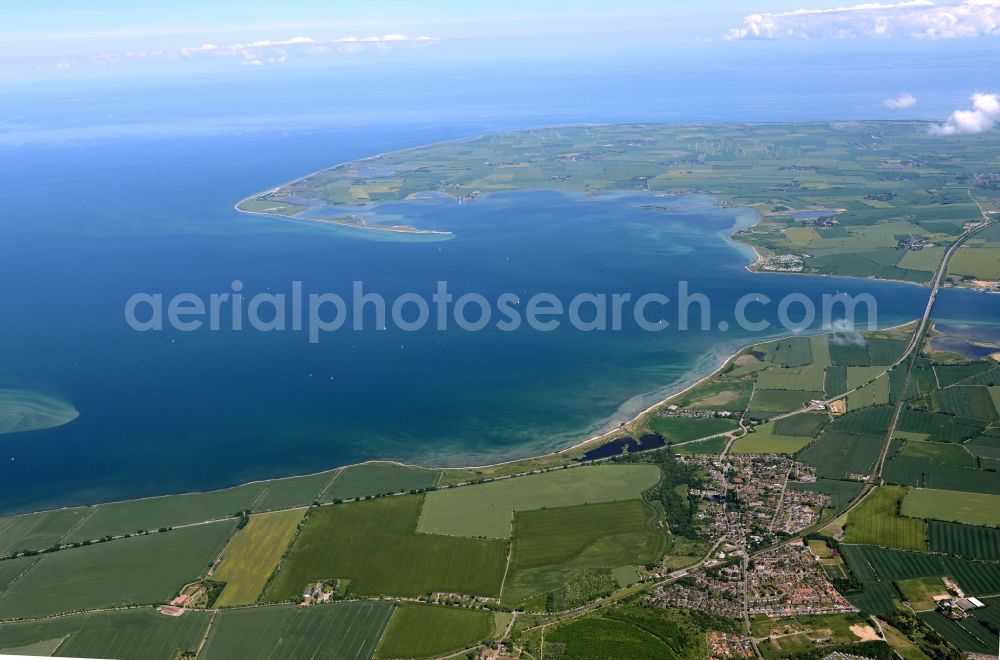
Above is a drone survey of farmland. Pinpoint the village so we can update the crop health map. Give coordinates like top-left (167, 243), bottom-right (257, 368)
top-left (682, 454), bottom-right (829, 552)
top-left (708, 632), bottom-right (758, 659)
top-left (758, 254), bottom-right (805, 272)
top-left (647, 570), bottom-right (745, 619)
top-left (747, 545), bottom-right (857, 617)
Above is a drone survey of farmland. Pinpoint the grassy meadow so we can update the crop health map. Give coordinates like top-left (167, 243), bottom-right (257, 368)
top-left (417, 463), bottom-right (660, 538)
top-left (844, 486), bottom-right (927, 551)
top-left (266, 496), bottom-right (507, 600)
top-left (375, 604), bottom-right (495, 659)
top-left (323, 463), bottom-right (441, 502)
top-left (0, 521), bottom-right (236, 619)
top-left (502, 499), bottom-right (664, 607)
top-left (201, 602), bottom-right (394, 660)
top-left (0, 608), bottom-right (212, 660)
top-left (902, 489), bottom-right (1000, 527)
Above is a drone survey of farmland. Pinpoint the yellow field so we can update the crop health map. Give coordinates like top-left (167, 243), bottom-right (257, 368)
top-left (785, 227), bottom-right (820, 246)
top-left (214, 509), bottom-right (305, 606)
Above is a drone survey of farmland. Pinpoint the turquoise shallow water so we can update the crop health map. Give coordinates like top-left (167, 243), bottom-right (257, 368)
top-left (0, 128), bottom-right (996, 514)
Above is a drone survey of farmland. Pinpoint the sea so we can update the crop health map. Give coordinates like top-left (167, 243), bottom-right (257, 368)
top-left (1, 61), bottom-right (999, 514)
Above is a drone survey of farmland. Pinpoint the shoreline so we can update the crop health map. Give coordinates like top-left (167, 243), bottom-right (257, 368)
top-left (3, 315), bottom-right (919, 519)
top-left (4, 210), bottom-right (929, 517)
top-left (9, 123), bottom-right (964, 517)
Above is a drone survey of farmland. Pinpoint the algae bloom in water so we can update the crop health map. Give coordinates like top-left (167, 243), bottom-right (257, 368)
top-left (0, 389), bottom-right (79, 436)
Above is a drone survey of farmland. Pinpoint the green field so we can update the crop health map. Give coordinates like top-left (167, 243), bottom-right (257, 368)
top-left (375, 604), bottom-right (495, 659)
top-left (731, 419), bottom-right (815, 454)
top-left (0, 555), bottom-right (37, 591)
top-left (840, 545), bottom-right (1000, 595)
top-left (773, 412), bottom-right (829, 437)
top-left (844, 486), bottom-right (927, 551)
top-left (950, 246), bottom-right (1000, 280)
top-left (967, 429), bottom-right (1000, 459)
top-left (754, 363), bottom-right (827, 391)
top-left (919, 611), bottom-right (995, 655)
top-left (214, 508), bottom-right (305, 606)
top-left (846, 374), bottom-right (890, 410)
top-left (897, 409), bottom-right (985, 443)
top-left (895, 576), bottom-right (947, 611)
top-left (902, 489), bottom-right (1000, 526)
top-left (753, 336), bottom-right (829, 391)
top-left (417, 463), bottom-right (660, 538)
top-left (748, 389), bottom-right (824, 419)
top-left (830, 405), bottom-right (894, 436)
top-left (846, 366), bottom-right (887, 390)
top-left (323, 462), bottom-right (441, 502)
top-left (672, 436), bottom-right (728, 455)
top-left (766, 336), bottom-right (814, 367)
top-left (825, 366), bottom-right (849, 397)
top-left (935, 386), bottom-right (999, 420)
top-left (251, 471), bottom-right (339, 512)
top-left (267, 495), bottom-right (507, 600)
top-left (648, 416), bottom-right (738, 442)
top-left (934, 363), bottom-right (994, 388)
top-left (883, 456), bottom-right (1000, 493)
top-left (964, 368), bottom-right (1000, 386)
top-left (829, 338), bottom-right (872, 367)
top-left (544, 606), bottom-right (723, 659)
top-left (928, 520), bottom-right (1000, 561)
top-left (0, 521), bottom-right (236, 619)
top-left (0, 507), bottom-right (90, 556)
top-left (66, 483), bottom-right (264, 542)
top-left (201, 602), bottom-right (394, 660)
top-left (897, 439), bottom-right (977, 467)
top-left (844, 580), bottom-right (903, 616)
top-left (0, 608), bottom-right (212, 660)
top-left (612, 564), bottom-right (641, 587)
top-left (797, 431), bottom-right (883, 480)
top-left (502, 499), bottom-right (663, 607)
top-left (829, 337), bottom-right (910, 368)
top-left (677, 379), bottom-right (753, 411)
top-left (897, 247), bottom-right (945, 272)
top-left (788, 478), bottom-right (863, 510)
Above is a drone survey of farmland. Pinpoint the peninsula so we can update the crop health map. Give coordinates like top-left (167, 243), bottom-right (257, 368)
top-left (238, 122), bottom-right (1000, 290)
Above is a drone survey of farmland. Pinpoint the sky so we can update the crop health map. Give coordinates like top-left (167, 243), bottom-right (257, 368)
top-left (2, 1), bottom-right (998, 134)
top-left (4, 0), bottom-right (996, 78)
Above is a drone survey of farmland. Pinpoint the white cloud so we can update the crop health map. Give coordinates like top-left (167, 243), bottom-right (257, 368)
top-left (931, 92), bottom-right (1000, 134)
top-left (92, 34), bottom-right (439, 67)
top-left (725, 1), bottom-right (1000, 40)
top-left (884, 92), bottom-right (917, 109)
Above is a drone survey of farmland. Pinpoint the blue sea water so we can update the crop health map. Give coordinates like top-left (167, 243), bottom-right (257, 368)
top-left (2, 71), bottom-right (999, 514)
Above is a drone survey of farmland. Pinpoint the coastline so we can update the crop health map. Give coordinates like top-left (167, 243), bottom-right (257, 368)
top-left (2, 215), bottom-right (925, 518)
top-left (11, 123), bottom-right (972, 516)
top-left (3, 313), bottom-right (922, 519)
